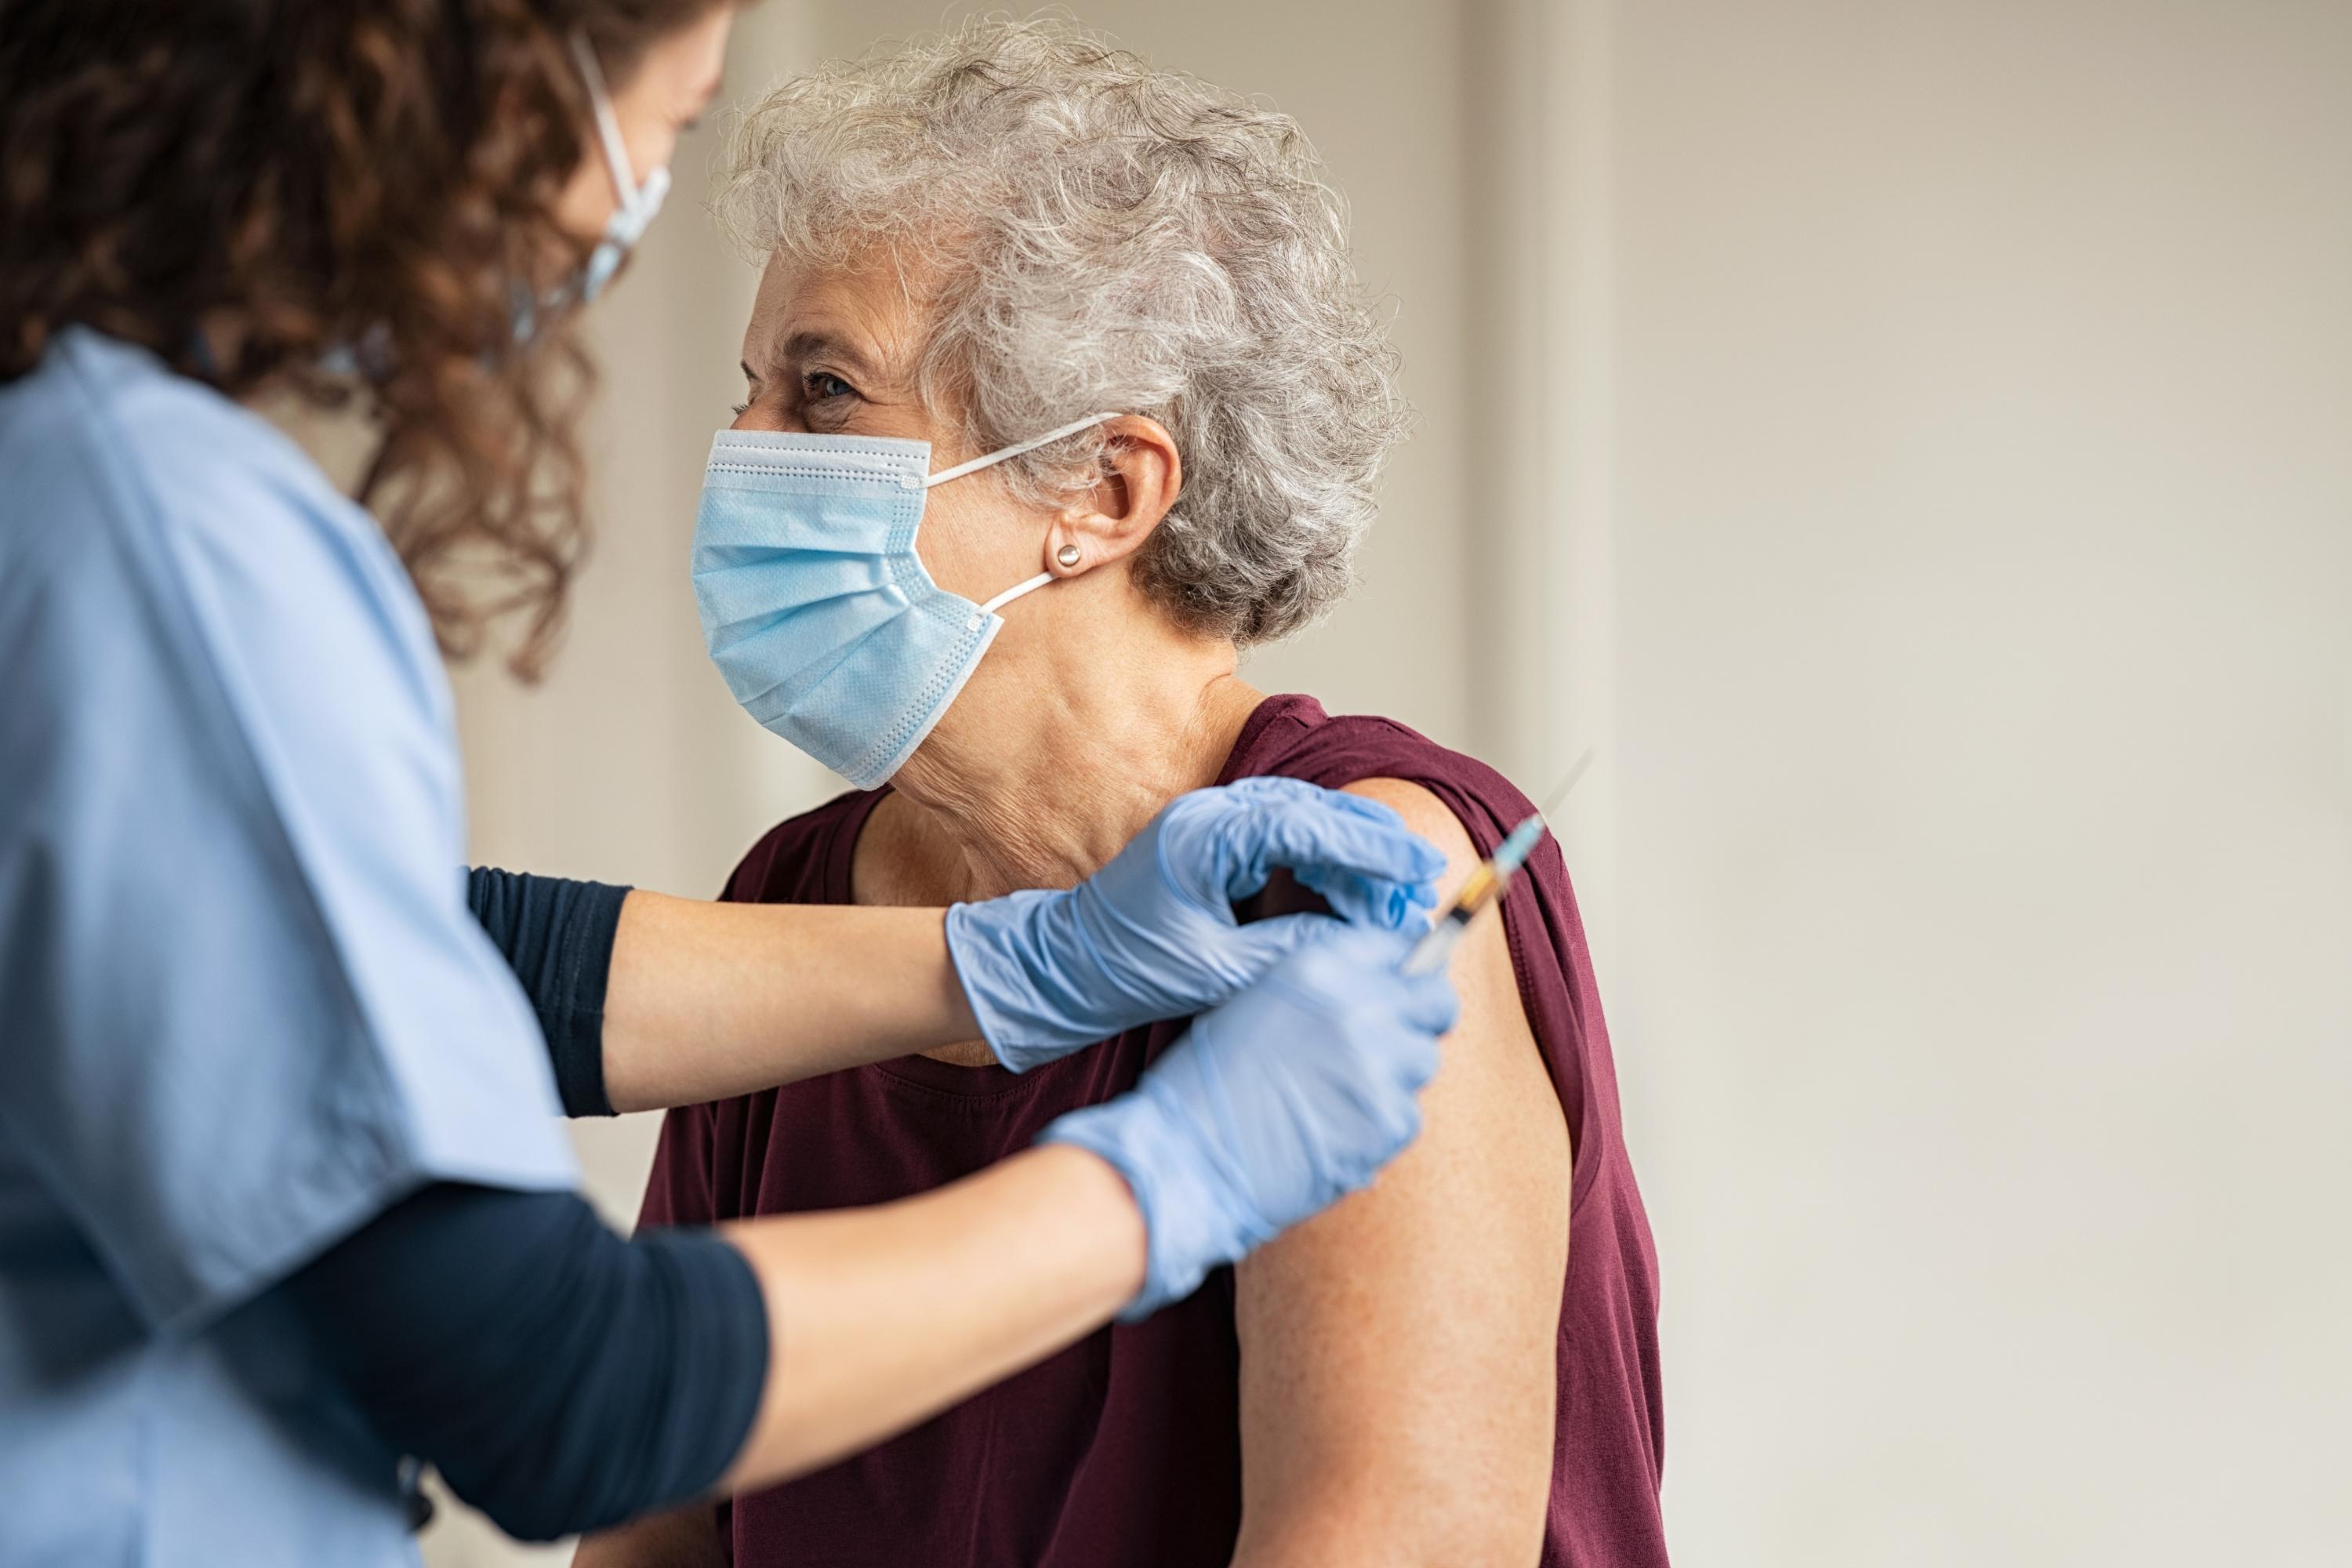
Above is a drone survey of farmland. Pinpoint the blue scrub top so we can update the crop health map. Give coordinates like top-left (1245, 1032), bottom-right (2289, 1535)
top-left (0, 331), bottom-right (577, 1566)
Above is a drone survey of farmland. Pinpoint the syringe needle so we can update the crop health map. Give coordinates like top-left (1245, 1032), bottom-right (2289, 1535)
top-left (1535, 748), bottom-right (1596, 822)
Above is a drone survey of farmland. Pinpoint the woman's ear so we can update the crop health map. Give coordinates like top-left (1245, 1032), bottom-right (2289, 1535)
top-left (1044, 416), bottom-right (1182, 577)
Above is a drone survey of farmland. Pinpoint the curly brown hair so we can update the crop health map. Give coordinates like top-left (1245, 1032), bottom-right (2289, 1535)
top-left (0, 0), bottom-right (732, 674)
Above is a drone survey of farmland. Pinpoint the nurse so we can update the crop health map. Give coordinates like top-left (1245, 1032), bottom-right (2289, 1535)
top-left (0, 4), bottom-right (1459, 1565)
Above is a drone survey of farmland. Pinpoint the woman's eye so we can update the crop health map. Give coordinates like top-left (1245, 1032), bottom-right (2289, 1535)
top-left (729, 401), bottom-right (750, 418)
top-left (806, 372), bottom-right (857, 402)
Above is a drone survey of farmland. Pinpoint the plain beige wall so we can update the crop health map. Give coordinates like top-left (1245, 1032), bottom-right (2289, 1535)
top-left (426, 2), bottom-right (2351, 1563)
top-left (1604, 4), bottom-right (2352, 1562)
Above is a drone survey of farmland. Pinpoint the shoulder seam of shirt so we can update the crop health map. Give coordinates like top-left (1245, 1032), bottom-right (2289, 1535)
top-left (1269, 711), bottom-right (1530, 816)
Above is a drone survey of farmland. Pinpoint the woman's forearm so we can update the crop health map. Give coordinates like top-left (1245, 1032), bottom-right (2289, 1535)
top-left (715, 1143), bottom-right (1145, 1492)
top-left (482, 782), bottom-right (1446, 1116)
top-left (600, 891), bottom-right (980, 1112)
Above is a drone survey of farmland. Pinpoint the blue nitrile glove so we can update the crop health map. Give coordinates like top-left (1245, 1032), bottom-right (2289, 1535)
top-left (1040, 922), bottom-right (1460, 1318)
top-left (945, 777), bottom-right (1444, 1072)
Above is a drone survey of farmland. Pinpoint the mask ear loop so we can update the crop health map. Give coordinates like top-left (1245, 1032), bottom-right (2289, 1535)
top-left (924, 412), bottom-right (1123, 488)
top-left (931, 412), bottom-right (1126, 631)
top-left (568, 33), bottom-right (643, 212)
top-left (965, 573), bottom-right (1056, 630)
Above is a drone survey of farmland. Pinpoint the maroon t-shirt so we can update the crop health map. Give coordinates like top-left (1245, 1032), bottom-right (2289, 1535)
top-left (641, 694), bottom-right (1666, 1566)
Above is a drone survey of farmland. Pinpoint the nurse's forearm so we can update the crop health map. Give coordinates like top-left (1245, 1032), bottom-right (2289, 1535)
top-left (464, 869), bottom-right (982, 1114)
top-left (600, 891), bottom-right (979, 1112)
top-left (715, 1142), bottom-right (1146, 1491)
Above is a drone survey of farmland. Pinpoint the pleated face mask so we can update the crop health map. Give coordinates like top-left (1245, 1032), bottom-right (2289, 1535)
top-left (692, 412), bottom-right (1119, 789)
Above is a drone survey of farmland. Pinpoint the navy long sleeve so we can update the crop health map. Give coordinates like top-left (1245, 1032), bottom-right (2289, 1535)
top-left (466, 868), bottom-right (630, 1117)
top-left (281, 1183), bottom-right (769, 1541)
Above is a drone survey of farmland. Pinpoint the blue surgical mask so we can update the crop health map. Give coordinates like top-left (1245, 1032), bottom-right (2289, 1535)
top-left (692, 412), bottom-right (1120, 789)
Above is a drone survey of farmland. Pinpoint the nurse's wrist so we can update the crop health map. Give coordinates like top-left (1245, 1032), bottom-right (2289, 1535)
top-left (1038, 1083), bottom-right (1232, 1320)
top-left (944, 888), bottom-right (1097, 1070)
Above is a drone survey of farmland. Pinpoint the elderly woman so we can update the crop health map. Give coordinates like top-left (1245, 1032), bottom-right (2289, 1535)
top-left (586, 20), bottom-right (1664, 1568)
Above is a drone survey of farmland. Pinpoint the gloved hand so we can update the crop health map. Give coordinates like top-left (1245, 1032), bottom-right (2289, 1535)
top-left (1040, 923), bottom-right (1460, 1318)
top-left (946, 777), bottom-right (1444, 1072)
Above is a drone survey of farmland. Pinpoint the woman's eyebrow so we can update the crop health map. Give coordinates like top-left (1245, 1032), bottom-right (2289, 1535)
top-left (779, 330), bottom-right (880, 383)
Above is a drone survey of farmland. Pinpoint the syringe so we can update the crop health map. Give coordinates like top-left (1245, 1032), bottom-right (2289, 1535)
top-left (1399, 750), bottom-right (1592, 977)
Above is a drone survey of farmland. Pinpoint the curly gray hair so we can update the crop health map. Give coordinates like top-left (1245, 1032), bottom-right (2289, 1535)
top-left (713, 16), bottom-right (1407, 645)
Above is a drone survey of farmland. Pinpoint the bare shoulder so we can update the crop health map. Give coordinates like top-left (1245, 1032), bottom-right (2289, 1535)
top-left (1338, 777), bottom-right (1483, 894)
top-left (1319, 779), bottom-right (1560, 1160)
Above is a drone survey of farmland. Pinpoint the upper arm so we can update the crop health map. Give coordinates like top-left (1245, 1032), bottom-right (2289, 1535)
top-left (1231, 779), bottom-right (1570, 1567)
top-left (466, 869), bottom-right (633, 1118)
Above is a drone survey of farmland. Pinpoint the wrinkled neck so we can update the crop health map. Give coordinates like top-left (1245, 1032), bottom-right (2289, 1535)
top-left (891, 618), bottom-right (1260, 899)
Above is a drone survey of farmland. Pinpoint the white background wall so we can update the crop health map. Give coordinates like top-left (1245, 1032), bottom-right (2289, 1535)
top-left (427, 2), bottom-right (2352, 1563)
